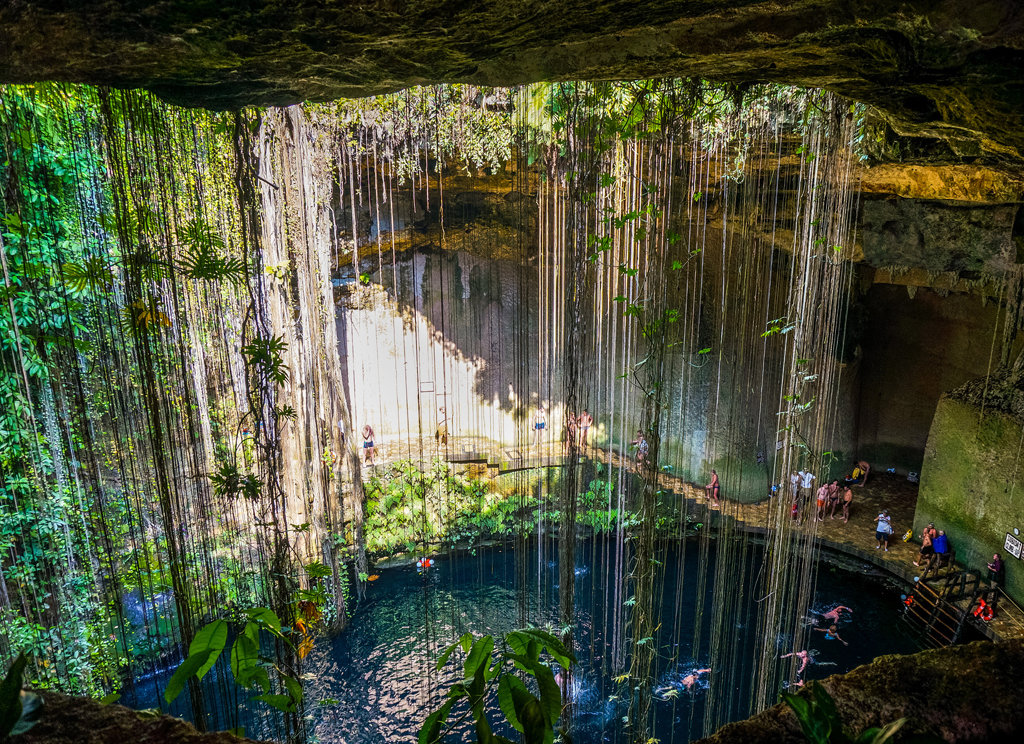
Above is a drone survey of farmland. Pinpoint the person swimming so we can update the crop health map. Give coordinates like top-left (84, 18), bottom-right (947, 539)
top-left (655, 667), bottom-right (711, 699)
top-left (780, 649), bottom-right (810, 674)
top-left (681, 668), bottom-right (711, 690)
top-left (821, 605), bottom-right (852, 623)
top-left (812, 623), bottom-right (848, 645)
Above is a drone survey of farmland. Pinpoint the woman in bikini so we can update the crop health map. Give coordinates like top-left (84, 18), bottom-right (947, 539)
top-left (705, 469), bottom-right (720, 505)
top-left (361, 424), bottom-right (375, 465)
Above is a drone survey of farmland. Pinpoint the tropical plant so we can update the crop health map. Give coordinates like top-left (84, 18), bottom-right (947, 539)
top-left (419, 629), bottom-right (575, 744)
top-left (781, 682), bottom-right (939, 744)
top-left (1, 654), bottom-right (42, 737)
top-left (164, 607), bottom-right (309, 720)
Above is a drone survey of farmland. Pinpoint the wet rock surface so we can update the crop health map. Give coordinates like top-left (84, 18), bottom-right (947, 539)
top-left (694, 639), bottom-right (1024, 744)
top-left (18, 690), bottom-right (270, 744)
top-left (1, 1), bottom-right (1022, 164)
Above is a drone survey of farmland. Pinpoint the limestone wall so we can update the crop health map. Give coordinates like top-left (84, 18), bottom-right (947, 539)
top-left (917, 395), bottom-right (1024, 603)
top-left (855, 285), bottom-right (1006, 475)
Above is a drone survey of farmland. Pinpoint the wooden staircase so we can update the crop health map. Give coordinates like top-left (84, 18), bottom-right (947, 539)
top-left (901, 563), bottom-right (989, 647)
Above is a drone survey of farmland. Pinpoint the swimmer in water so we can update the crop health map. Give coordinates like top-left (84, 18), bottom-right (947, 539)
top-left (681, 668), bottom-right (711, 690)
top-left (780, 650), bottom-right (810, 674)
top-left (821, 605), bottom-right (852, 623)
top-left (812, 623), bottom-right (848, 646)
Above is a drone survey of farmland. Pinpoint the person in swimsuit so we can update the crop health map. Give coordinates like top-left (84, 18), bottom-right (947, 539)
top-left (780, 650), bottom-right (810, 674)
top-left (533, 406), bottom-right (547, 446)
top-left (578, 409), bottom-right (593, 447)
top-left (827, 480), bottom-right (841, 518)
top-left (914, 522), bottom-right (937, 566)
top-left (361, 424), bottom-right (375, 465)
top-left (841, 486), bottom-right (852, 523)
top-left (813, 623), bottom-right (848, 645)
top-left (821, 605), bottom-right (852, 622)
top-left (705, 469), bottom-right (720, 505)
top-left (815, 483), bottom-right (829, 521)
top-left (681, 668), bottom-right (711, 690)
top-left (632, 430), bottom-right (649, 464)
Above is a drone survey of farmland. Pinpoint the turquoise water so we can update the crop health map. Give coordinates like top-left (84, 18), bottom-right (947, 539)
top-left (299, 539), bottom-right (919, 743)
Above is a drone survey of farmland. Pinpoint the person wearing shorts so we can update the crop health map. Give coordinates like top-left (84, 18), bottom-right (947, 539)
top-left (874, 510), bottom-right (892, 551)
top-left (361, 424), bottom-right (375, 465)
top-left (914, 522), bottom-right (937, 566)
top-left (578, 410), bottom-right (593, 447)
top-left (532, 406), bottom-right (547, 446)
top-left (815, 484), bottom-right (829, 521)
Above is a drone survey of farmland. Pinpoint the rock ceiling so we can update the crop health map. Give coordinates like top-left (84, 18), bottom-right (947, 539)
top-left (1, 1), bottom-right (1022, 166)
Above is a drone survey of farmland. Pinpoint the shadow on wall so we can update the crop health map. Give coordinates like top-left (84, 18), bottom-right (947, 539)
top-left (335, 246), bottom-right (857, 504)
top-left (336, 250), bottom-right (542, 447)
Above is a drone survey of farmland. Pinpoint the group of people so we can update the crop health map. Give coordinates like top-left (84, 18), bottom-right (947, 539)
top-left (912, 521), bottom-right (950, 567)
top-left (811, 480), bottom-right (854, 523)
top-left (532, 406), bottom-right (593, 449)
top-left (785, 460), bottom-right (870, 524)
top-left (783, 604), bottom-right (852, 686)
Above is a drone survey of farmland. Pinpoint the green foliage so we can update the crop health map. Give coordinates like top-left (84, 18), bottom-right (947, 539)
top-left (781, 682), bottom-right (938, 744)
top-left (176, 219), bottom-right (246, 284)
top-left (241, 334), bottom-right (290, 385)
top-left (165, 609), bottom-right (303, 716)
top-left (420, 629), bottom-right (575, 744)
top-left (208, 462), bottom-right (261, 501)
top-left (1, 654), bottom-right (42, 737)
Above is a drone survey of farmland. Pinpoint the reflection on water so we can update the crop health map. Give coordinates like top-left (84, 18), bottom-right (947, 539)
top-left (302, 540), bottom-right (918, 743)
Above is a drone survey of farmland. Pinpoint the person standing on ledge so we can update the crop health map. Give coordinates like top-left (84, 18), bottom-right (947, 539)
top-left (361, 424), bottom-right (376, 466)
top-left (841, 485), bottom-right (853, 523)
top-left (578, 409), bottom-right (593, 448)
top-left (815, 482), bottom-right (829, 521)
top-left (874, 509), bottom-right (892, 551)
top-left (987, 553), bottom-right (1004, 588)
top-left (799, 469), bottom-right (816, 503)
top-left (532, 406), bottom-right (546, 447)
top-left (705, 469), bottom-right (720, 505)
top-left (632, 430), bottom-right (649, 464)
top-left (435, 406), bottom-right (448, 446)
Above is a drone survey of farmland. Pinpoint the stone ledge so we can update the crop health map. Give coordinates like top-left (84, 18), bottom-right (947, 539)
top-left (694, 639), bottom-right (1024, 743)
top-left (18, 690), bottom-right (270, 744)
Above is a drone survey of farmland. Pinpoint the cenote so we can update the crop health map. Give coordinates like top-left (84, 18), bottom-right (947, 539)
top-left (127, 535), bottom-right (921, 742)
top-left (3, 31), bottom-right (1021, 744)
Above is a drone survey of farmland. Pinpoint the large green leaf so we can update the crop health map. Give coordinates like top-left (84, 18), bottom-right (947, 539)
top-left (230, 626), bottom-right (262, 689)
top-left (519, 698), bottom-right (549, 744)
top-left (252, 694), bottom-right (295, 713)
top-left (164, 649), bottom-right (213, 704)
top-left (506, 654), bottom-right (560, 727)
top-left (519, 629), bottom-right (576, 668)
top-left (498, 674), bottom-right (530, 733)
top-left (418, 699), bottom-right (455, 744)
top-left (11, 690), bottom-right (42, 735)
top-left (464, 635), bottom-right (494, 682)
top-left (189, 620), bottom-right (228, 680)
top-left (243, 607), bottom-right (282, 635)
top-left (0, 653), bottom-right (27, 736)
